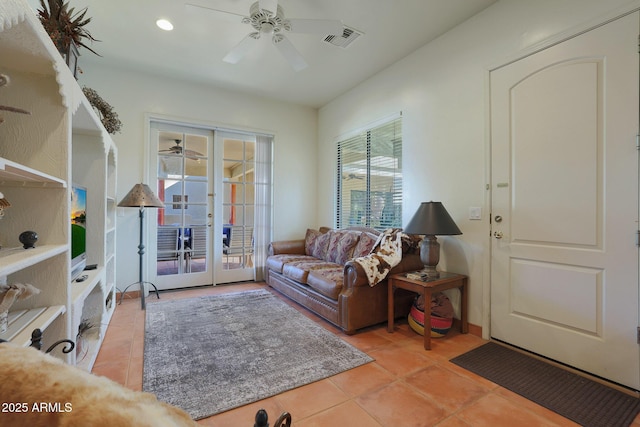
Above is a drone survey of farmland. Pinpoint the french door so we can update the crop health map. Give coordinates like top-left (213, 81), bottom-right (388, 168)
top-left (150, 122), bottom-right (214, 289)
top-left (214, 130), bottom-right (257, 284)
top-left (149, 121), bottom-right (271, 288)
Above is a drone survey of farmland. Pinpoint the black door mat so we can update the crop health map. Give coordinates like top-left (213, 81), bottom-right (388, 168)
top-left (450, 342), bottom-right (640, 427)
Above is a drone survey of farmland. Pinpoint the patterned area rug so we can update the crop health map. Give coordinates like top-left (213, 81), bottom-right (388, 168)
top-left (143, 289), bottom-right (372, 420)
top-left (451, 342), bottom-right (640, 427)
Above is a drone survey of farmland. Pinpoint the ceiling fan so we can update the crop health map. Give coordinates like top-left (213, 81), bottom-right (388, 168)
top-left (159, 139), bottom-right (203, 159)
top-left (186, 0), bottom-right (344, 71)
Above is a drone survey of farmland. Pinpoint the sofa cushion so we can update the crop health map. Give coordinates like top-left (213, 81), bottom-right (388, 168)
top-left (307, 267), bottom-right (344, 300)
top-left (305, 229), bottom-right (331, 259)
top-left (282, 260), bottom-right (340, 283)
top-left (267, 254), bottom-right (318, 273)
top-left (325, 230), bottom-right (360, 265)
top-left (352, 232), bottom-right (378, 258)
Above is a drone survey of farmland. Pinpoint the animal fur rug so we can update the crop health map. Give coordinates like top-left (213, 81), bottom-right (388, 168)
top-left (354, 228), bottom-right (415, 286)
top-left (0, 342), bottom-right (197, 427)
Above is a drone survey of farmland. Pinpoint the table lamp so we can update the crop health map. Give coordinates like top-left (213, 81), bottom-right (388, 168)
top-left (404, 201), bottom-right (462, 278)
top-left (118, 183), bottom-right (164, 309)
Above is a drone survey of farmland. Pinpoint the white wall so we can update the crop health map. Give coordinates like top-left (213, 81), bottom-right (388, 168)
top-left (317, 0), bottom-right (639, 331)
top-left (78, 64), bottom-right (317, 288)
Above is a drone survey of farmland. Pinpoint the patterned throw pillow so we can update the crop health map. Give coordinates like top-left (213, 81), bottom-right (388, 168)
top-left (306, 230), bottom-right (331, 259)
top-left (352, 232), bottom-right (378, 258)
top-left (304, 229), bottom-right (321, 256)
top-left (325, 230), bottom-right (360, 265)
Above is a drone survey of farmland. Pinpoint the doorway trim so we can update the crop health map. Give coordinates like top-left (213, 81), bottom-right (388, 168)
top-left (143, 113), bottom-right (275, 288)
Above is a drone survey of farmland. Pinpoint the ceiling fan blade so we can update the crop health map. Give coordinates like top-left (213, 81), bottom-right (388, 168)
top-left (287, 18), bottom-right (343, 35)
top-left (258, 0), bottom-right (278, 16)
top-left (223, 32), bottom-right (260, 64)
top-left (185, 3), bottom-right (245, 24)
top-left (184, 149), bottom-right (204, 158)
top-left (273, 35), bottom-right (308, 72)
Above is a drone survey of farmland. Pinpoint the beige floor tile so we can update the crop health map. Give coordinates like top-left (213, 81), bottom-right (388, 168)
top-left (356, 381), bottom-right (447, 427)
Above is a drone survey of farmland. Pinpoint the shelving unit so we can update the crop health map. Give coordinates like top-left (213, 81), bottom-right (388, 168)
top-left (0, 0), bottom-right (117, 369)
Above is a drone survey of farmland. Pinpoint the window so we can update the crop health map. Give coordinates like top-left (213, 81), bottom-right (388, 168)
top-left (336, 115), bottom-right (402, 230)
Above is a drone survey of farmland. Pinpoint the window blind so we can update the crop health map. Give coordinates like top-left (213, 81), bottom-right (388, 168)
top-left (336, 117), bottom-right (402, 231)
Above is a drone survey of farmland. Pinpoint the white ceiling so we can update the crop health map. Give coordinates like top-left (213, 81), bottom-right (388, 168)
top-left (34, 0), bottom-right (497, 108)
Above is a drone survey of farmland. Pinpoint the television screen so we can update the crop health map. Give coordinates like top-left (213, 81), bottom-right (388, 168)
top-left (71, 185), bottom-right (87, 276)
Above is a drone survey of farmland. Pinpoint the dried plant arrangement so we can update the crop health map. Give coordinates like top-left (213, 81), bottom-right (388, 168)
top-left (82, 86), bottom-right (122, 134)
top-left (37, 0), bottom-right (101, 56)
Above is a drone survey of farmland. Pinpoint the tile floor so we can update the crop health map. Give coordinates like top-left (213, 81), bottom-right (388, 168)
top-left (92, 283), bottom-right (640, 427)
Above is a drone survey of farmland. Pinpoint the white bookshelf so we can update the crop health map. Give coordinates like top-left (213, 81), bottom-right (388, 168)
top-left (0, 0), bottom-right (117, 369)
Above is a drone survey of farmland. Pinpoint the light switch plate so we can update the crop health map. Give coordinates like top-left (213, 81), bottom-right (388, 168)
top-left (469, 207), bottom-right (482, 220)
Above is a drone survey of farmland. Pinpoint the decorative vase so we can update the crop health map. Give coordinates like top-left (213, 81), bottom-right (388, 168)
top-left (19, 231), bottom-right (38, 249)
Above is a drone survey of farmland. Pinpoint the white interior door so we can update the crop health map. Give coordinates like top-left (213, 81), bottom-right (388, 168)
top-left (490, 12), bottom-right (639, 389)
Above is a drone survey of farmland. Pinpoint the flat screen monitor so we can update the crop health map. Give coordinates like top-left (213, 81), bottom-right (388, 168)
top-left (71, 185), bottom-right (87, 280)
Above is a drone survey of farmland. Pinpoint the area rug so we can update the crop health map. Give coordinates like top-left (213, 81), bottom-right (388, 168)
top-left (450, 342), bottom-right (640, 427)
top-left (143, 289), bottom-right (372, 420)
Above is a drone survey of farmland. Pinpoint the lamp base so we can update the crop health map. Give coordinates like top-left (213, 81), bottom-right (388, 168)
top-left (118, 281), bottom-right (160, 309)
top-left (420, 266), bottom-right (440, 279)
top-left (420, 235), bottom-right (441, 278)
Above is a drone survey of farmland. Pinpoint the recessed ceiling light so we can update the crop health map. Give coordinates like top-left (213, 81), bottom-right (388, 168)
top-left (156, 19), bottom-right (174, 31)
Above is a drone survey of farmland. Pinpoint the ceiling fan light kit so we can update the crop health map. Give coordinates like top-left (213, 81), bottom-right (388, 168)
top-left (190, 0), bottom-right (344, 71)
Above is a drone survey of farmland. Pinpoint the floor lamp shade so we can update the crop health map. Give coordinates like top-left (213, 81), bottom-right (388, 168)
top-left (117, 183), bottom-right (164, 309)
top-left (117, 183), bottom-right (164, 208)
top-left (404, 202), bottom-right (462, 278)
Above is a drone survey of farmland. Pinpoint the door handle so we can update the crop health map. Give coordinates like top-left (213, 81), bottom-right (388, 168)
top-left (493, 231), bottom-right (503, 239)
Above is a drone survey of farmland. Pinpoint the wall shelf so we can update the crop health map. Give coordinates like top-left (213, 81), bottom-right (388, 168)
top-left (0, 157), bottom-right (67, 187)
top-left (0, 245), bottom-right (67, 276)
top-left (0, 305), bottom-right (66, 347)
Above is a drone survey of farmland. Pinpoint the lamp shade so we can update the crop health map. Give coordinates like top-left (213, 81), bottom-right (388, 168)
top-left (404, 201), bottom-right (462, 236)
top-left (117, 183), bottom-right (164, 208)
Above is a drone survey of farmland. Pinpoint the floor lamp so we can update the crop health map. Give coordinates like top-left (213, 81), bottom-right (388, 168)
top-left (118, 183), bottom-right (164, 309)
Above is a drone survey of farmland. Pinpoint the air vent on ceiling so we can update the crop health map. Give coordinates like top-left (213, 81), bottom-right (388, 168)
top-left (323, 26), bottom-right (362, 48)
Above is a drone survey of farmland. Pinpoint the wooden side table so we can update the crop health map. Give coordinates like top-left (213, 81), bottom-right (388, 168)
top-left (388, 271), bottom-right (468, 350)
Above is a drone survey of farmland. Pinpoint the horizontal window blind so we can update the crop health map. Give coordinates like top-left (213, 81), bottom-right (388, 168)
top-left (336, 117), bottom-right (402, 231)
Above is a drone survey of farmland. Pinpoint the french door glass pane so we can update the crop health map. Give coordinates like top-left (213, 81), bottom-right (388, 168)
top-left (157, 131), bottom-right (209, 276)
top-left (222, 137), bottom-right (255, 270)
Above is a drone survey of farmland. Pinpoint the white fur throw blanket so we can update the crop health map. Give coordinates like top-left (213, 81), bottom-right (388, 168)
top-left (0, 342), bottom-right (197, 427)
top-left (354, 228), bottom-right (405, 286)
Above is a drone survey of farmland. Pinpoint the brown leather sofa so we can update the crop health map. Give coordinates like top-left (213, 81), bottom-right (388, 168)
top-left (266, 227), bottom-right (423, 334)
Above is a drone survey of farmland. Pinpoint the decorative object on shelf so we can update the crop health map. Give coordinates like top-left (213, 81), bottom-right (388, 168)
top-left (0, 74), bottom-right (31, 125)
top-left (66, 40), bottom-right (80, 79)
top-left (404, 201), bottom-right (462, 279)
top-left (82, 87), bottom-right (123, 134)
top-left (75, 319), bottom-right (94, 361)
top-left (0, 191), bottom-right (10, 219)
top-left (36, 0), bottom-right (101, 57)
top-left (19, 230), bottom-right (38, 249)
top-left (30, 328), bottom-right (76, 354)
top-left (0, 283), bottom-right (40, 333)
top-left (118, 183), bottom-right (164, 309)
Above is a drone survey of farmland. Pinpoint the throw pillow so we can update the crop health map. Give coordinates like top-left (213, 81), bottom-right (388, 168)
top-left (325, 230), bottom-right (360, 264)
top-left (352, 232), bottom-right (378, 258)
top-left (304, 229), bottom-right (321, 256)
top-left (306, 230), bottom-right (331, 259)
